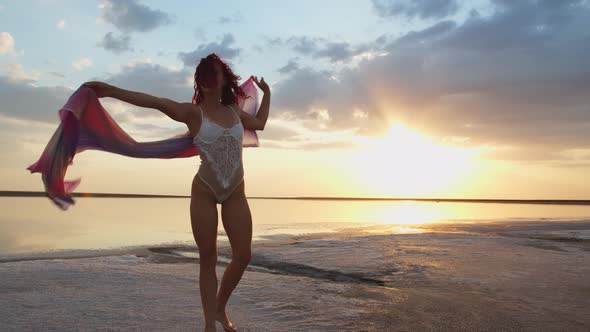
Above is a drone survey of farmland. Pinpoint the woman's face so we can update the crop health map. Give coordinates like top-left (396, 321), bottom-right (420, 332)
top-left (213, 63), bottom-right (225, 90)
top-left (200, 62), bottom-right (225, 92)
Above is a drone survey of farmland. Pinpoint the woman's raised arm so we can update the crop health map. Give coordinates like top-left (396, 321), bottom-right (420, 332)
top-left (83, 81), bottom-right (191, 123)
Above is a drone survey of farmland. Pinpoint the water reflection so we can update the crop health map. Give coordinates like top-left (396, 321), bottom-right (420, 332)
top-left (252, 199), bottom-right (590, 226)
top-left (1, 197), bottom-right (588, 257)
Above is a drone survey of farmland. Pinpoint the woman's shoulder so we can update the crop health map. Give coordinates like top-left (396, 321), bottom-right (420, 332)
top-left (181, 102), bottom-right (202, 123)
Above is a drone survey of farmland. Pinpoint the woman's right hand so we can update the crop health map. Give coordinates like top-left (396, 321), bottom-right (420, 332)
top-left (82, 81), bottom-right (113, 98)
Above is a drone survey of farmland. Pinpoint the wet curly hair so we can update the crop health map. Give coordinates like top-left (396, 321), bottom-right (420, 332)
top-left (191, 53), bottom-right (249, 106)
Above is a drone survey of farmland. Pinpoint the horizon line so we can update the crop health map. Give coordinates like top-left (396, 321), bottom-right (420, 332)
top-left (0, 191), bottom-right (589, 206)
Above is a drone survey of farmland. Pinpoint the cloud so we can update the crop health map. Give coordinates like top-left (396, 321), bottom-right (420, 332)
top-left (0, 61), bottom-right (192, 128)
top-left (268, 0), bottom-right (590, 160)
top-left (48, 71), bottom-right (66, 78)
top-left (177, 33), bottom-right (241, 68)
top-left (98, 32), bottom-right (134, 54)
top-left (103, 62), bottom-right (193, 105)
top-left (98, 0), bottom-right (174, 33)
top-left (0, 76), bottom-right (74, 124)
top-left (277, 58), bottom-right (300, 74)
top-left (272, 67), bottom-right (340, 111)
top-left (258, 115), bottom-right (361, 151)
top-left (217, 12), bottom-right (243, 24)
top-left (0, 64), bottom-right (41, 82)
top-left (314, 42), bottom-right (372, 63)
top-left (0, 32), bottom-right (15, 54)
top-left (267, 35), bottom-right (384, 64)
top-left (288, 36), bottom-right (320, 55)
top-left (72, 58), bottom-right (93, 71)
top-left (371, 0), bottom-right (459, 19)
top-left (6, 0), bottom-right (588, 162)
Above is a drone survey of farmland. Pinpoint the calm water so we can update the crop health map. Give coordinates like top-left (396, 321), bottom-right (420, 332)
top-left (1, 197), bottom-right (589, 257)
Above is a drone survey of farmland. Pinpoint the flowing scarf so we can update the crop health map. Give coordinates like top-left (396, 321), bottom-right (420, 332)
top-left (26, 77), bottom-right (260, 210)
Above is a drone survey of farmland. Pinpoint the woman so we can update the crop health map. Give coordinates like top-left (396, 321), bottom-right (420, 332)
top-left (84, 53), bottom-right (270, 332)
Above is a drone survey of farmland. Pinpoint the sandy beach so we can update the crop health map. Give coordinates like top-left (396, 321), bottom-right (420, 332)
top-left (1, 218), bottom-right (589, 331)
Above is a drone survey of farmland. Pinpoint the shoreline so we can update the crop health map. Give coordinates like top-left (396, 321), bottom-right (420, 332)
top-left (2, 190), bottom-right (589, 205)
top-left (2, 217), bottom-right (588, 263)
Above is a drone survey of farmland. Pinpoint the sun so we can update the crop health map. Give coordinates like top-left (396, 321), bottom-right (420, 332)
top-left (350, 122), bottom-right (478, 197)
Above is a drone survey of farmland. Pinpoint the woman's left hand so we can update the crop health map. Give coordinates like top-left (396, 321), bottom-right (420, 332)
top-left (252, 76), bottom-right (270, 94)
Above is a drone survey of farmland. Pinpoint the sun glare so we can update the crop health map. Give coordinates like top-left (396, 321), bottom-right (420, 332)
top-left (351, 122), bottom-right (478, 197)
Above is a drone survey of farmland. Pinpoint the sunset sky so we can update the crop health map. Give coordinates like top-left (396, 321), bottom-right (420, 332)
top-left (1, 0), bottom-right (589, 199)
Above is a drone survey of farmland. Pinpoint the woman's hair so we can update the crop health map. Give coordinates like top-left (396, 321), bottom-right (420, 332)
top-left (191, 53), bottom-right (249, 106)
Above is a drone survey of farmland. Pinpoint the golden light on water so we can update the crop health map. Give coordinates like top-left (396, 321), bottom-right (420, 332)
top-left (379, 203), bottom-right (443, 224)
top-left (351, 122), bottom-right (479, 197)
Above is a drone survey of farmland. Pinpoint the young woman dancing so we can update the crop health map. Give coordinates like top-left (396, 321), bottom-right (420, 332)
top-left (84, 53), bottom-right (271, 332)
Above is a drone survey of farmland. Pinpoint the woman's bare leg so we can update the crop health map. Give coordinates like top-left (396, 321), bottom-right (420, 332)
top-left (216, 180), bottom-right (252, 331)
top-left (191, 175), bottom-right (220, 330)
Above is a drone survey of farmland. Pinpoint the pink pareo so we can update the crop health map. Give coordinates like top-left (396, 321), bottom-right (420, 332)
top-left (26, 77), bottom-right (260, 210)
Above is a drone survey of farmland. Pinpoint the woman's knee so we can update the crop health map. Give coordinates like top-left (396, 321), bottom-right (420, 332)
top-left (198, 247), bottom-right (218, 267)
top-left (233, 250), bottom-right (252, 265)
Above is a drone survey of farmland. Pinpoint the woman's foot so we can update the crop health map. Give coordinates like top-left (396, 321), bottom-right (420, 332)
top-left (215, 310), bottom-right (237, 332)
top-left (203, 325), bottom-right (216, 332)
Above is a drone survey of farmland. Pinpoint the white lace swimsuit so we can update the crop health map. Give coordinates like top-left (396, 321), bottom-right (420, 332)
top-left (193, 104), bottom-right (244, 204)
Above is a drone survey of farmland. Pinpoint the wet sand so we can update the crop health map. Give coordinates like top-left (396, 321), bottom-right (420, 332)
top-left (1, 219), bottom-right (589, 331)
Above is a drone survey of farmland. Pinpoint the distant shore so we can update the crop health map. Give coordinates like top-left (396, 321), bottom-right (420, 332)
top-left (2, 190), bottom-right (589, 205)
